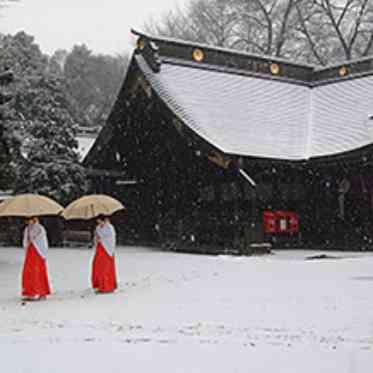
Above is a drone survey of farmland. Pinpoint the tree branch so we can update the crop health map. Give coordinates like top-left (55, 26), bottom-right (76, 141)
top-left (296, 3), bottom-right (326, 65)
top-left (253, 0), bottom-right (273, 54)
top-left (323, 0), bottom-right (351, 59)
top-left (362, 32), bottom-right (373, 56)
top-left (348, 0), bottom-right (369, 51)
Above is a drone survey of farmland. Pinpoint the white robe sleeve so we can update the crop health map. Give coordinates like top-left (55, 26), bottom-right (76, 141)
top-left (96, 223), bottom-right (116, 256)
top-left (29, 223), bottom-right (49, 259)
top-left (93, 227), bottom-right (98, 248)
top-left (23, 227), bottom-right (29, 251)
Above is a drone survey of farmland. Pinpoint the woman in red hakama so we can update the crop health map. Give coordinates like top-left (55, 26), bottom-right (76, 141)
top-left (92, 216), bottom-right (117, 293)
top-left (22, 217), bottom-right (51, 300)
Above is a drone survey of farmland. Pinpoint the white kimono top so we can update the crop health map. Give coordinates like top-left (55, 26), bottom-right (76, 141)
top-left (23, 223), bottom-right (49, 259)
top-left (95, 223), bottom-right (116, 256)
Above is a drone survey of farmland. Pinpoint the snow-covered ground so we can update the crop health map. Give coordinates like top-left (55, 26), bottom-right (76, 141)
top-left (1, 246), bottom-right (373, 373)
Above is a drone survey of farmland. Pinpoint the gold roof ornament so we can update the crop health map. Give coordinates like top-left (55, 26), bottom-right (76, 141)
top-left (270, 63), bottom-right (280, 75)
top-left (339, 66), bottom-right (349, 77)
top-left (137, 38), bottom-right (146, 51)
top-left (192, 48), bottom-right (205, 62)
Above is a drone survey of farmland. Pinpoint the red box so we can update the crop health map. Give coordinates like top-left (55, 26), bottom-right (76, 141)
top-left (263, 211), bottom-right (300, 234)
top-left (288, 212), bottom-right (300, 233)
top-left (264, 211), bottom-right (277, 233)
top-left (276, 211), bottom-right (289, 233)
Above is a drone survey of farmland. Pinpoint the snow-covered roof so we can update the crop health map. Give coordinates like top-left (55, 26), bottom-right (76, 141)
top-left (136, 55), bottom-right (373, 161)
top-left (85, 32), bottom-right (373, 164)
top-left (311, 77), bottom-right (373, 158)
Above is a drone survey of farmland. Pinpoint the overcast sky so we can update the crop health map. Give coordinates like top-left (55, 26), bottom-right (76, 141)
top-left (0, 0), bottom-right (186, 55)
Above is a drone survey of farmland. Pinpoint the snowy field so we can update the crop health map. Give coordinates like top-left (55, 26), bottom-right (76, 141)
top-left (1, 246), bottom-right (373, 373)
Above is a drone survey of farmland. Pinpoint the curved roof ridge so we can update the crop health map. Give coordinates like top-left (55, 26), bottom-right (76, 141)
top-left (136, 53), bottom-right (373, 161)
top-left (133, 29), bottom-right (373, 85)
top-left (131, 29), bottom-right (316, 69)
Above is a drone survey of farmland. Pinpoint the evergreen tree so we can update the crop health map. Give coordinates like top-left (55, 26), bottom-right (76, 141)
top-left (15, 74), bottom-right (88, 205)
top-left (0, 70), bottom-right (16, 190)
top-left (0, 32), bottom-right (88, 204)
top-left (64, 45), bottom-right (128, 127)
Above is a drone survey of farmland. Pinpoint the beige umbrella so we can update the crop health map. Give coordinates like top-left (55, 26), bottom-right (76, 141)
top-left (62, 194), bottom-right (125, 220)
top-left (0, 194), bottom-right (63, 217)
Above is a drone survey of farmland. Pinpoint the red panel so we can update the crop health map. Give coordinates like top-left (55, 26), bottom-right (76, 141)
top-left (264, 211), bottom-right (300, 234)
top-left (264, 211), bottom-right (277, 233)
top-left (288, 212), bottom-right (300, 233)
top-left (276, 211), bottom-right (288, 233)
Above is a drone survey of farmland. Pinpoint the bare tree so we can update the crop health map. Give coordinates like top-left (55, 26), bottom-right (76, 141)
top-left (231, 0), bottom-right (304, 57)
top-left (144, 7), bottom-right (193, 42)
top-left (297, 0), bottom-right (373, 63)
top-left (145, 0), bottom-right (238, 47)
top-left (145, 0), bottom-right (373, 65)
top-left (145, 0), bottom-right (309, 59)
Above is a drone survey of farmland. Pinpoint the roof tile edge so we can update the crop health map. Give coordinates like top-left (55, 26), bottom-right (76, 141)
top-left (132, 29), bottom-right (373, 86)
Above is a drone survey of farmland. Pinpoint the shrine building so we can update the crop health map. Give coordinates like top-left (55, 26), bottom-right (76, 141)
top-left (84, 30), bottom-right (373, 253)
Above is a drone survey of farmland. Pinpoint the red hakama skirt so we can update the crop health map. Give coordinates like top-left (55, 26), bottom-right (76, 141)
top-left (22, 244), bottom-right (51, 298)
top-left (92, 243), bottom-right (117, 293)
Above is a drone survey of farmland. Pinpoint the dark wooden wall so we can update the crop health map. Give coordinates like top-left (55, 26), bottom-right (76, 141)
top-left (86, 69), bottom-right (373, 252)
